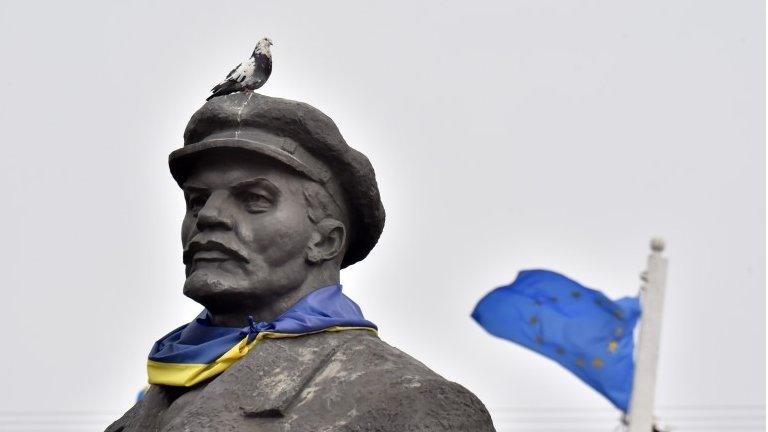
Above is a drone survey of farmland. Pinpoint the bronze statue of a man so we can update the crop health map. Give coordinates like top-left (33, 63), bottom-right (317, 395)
top-left (107, 93), bottom-right (495, 431)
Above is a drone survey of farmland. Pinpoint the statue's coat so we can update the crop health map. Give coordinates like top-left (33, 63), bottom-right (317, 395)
top-left (107, 330), bottom-right (495, 431)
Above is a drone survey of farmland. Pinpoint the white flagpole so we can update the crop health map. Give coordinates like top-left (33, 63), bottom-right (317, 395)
top-left (627, 238), bottom-right (668, 432)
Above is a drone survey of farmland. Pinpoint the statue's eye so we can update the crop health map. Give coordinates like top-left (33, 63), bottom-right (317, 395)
top-left (242, 192), bottom-right (273, 213)
top-left (185, 194), bottom-right (207, 214)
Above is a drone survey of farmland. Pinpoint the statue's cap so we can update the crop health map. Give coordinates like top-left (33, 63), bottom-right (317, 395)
top-left (169, 92), bottom-right (385, 268)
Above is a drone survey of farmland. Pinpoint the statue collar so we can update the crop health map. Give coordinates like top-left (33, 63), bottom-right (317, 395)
top-left (147, 284), bottom-right (377, 387)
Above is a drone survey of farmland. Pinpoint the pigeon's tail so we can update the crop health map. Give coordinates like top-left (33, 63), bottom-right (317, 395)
top-left (207, 80), bottom-right (242, 101)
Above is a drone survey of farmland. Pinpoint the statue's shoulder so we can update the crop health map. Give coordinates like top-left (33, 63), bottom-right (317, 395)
top-left (104, 399), bottom-right (141, 432)
top-left (330, 329), bottom-right (454, 381)
top-left (294, 330), bottom-right (497, 431)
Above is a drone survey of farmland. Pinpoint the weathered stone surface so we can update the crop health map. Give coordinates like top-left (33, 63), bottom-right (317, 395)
top-left (107, 330), bottom-right (495, 431)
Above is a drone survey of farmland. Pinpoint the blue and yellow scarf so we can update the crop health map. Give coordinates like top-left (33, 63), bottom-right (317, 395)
top-left (147, 284), bottom-right (377, 387)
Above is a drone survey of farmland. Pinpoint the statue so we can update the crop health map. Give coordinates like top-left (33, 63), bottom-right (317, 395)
top-left (106, 92), bottom-right (496, 431)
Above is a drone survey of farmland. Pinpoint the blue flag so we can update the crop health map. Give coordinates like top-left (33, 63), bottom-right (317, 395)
top-left (471, 270), bottom-right (641, 411)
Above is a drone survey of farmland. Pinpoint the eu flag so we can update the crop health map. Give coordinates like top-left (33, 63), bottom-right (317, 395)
top-left (471, 270), bottom-right (641, 411)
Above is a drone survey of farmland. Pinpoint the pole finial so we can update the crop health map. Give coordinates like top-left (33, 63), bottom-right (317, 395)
top-left (650, 237), bottom-right (665, 253)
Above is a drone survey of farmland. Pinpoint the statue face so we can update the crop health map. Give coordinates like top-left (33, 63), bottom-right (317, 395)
top-left (180, 153), bottom-right (316, 314)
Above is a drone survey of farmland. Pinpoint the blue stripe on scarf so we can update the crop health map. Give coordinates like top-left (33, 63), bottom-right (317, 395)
top-left (148, 284), bottom-right (376, 365)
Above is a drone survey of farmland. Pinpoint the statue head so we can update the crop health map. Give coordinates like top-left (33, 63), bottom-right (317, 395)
top-left (168, 93), bottom-right (384, 322)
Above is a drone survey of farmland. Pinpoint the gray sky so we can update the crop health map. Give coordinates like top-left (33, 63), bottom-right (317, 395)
top-left (0, 1), bottom-right (764, 430)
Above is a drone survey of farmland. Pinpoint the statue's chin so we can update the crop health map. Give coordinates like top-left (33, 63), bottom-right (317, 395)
top-left (183, 270), bottom-right (250, 308)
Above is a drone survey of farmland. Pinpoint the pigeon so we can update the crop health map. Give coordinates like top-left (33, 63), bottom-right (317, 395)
top-left (207, 37), bottom-right (273, 101)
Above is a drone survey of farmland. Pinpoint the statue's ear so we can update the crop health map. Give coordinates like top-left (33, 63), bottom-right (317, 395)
top-left (306, 218), bottom-right (346, 264)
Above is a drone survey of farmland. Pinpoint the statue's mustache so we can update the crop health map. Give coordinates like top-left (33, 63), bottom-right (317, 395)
top-left (183, 238), bottom-right (249, 264)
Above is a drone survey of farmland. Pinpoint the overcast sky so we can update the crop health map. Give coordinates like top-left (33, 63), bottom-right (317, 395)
top-left (0, 1), bottom-right (764, 431)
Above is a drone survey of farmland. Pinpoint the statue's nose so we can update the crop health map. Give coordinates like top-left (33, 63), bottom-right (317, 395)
top-left (196, 191), bottom-right (233, 231)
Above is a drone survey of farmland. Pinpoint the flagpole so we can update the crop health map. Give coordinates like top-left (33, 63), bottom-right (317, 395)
top-left (627, 238), bottom-right (668, 432)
